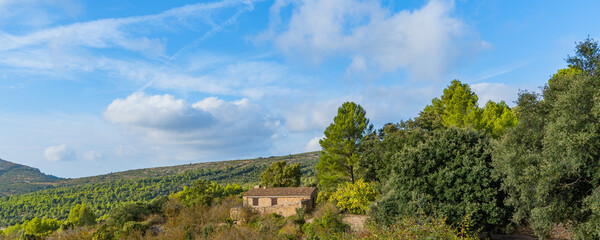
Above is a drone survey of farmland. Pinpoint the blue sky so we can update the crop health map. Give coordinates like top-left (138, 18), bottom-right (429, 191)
top-left (0, 0), bottom-right (598, 178)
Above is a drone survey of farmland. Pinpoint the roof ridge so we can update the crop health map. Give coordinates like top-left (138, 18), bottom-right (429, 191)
top-left (243, 186), bottom-right (317, 197)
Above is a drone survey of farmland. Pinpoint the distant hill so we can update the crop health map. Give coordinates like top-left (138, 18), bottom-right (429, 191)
top-left (0, 159), bottom-right (61, 197)
top-left (0, 152), bottom-right (320, 226)
top-left (57, 152), bottom-right (319, 187)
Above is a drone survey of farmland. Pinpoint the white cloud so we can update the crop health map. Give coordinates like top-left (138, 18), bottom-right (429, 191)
top-left (304, 135), bottom-right (323, 152)
top-left (83, 151), bottom-right (103, 161)
top-left (262, 0), bottom-right (488, 80)
top-left (471, 82), bottom-right (518, 107)
top-left (104, 92), bottom-right (215, 132)
top-left (44, 144), bottom-right (75, 161)
top-left (104, 92), bottom-right (282, 155)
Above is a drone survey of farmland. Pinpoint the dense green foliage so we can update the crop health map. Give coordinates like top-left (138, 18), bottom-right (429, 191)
top-left (493, 38), bottom-right (600, 239)
top-left (480, 101), bottom-right (517, 138)
top-left (372, 128), bottom-right (508, 232)
top-left (418, 80), bottom-right (517, 137)
top-left (171, 180), bottom-right (243, 207)
top-left (0, 152), bottom-right (318, 227)
top-left (0, 217), bottom-right (62, 239)
top-left (357, 122), bottom-right (425, 183)
top-left (331, 179), bottom-right (376, 214)
top-left (421, 80), bottom-right (481, 129)
top-left (67, 204), bottom-right (96, 227)
top-left (317, 102), bottom-right (370, 201)
top-left (260, 161), bottom-right (302, 187)
top-left (566, 36), bottom-right (600, 75)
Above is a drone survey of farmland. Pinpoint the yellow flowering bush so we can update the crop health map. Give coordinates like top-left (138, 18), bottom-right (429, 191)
top-left (331, 179), bottom-right (376, 214)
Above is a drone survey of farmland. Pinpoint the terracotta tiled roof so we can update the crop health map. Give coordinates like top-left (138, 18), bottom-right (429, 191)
top-left (243, 187), bottom-right (317, 197)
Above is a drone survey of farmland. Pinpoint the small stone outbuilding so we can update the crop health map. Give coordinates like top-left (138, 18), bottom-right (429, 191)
top-left (237, 186), bottom-right (317, 217)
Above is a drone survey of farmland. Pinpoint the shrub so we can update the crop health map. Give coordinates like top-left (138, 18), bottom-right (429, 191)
top-left (372, 128), bottom-right (509, 233)
top-left (302, 203), bottom-right (350, 239)
top-left (106, 202), bottom-right (151, 228)
top-left (171, 180), bottom-right (244, 208)
top-left (331, 179), bottom-right (376, 214)
top-left (121, 221), bottom-right (149, 236)
top-left (19, 217), bottom-right (62, 238)
top-left (67, 204), bottom-right (96, 227)
top-left (292, 207), bottom-right (306, 226)
top-left (91, 224), bottom-right (115, 240)
top-left (339, 214), bottom-right (477, 240)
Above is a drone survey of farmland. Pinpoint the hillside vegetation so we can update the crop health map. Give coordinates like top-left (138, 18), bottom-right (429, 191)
top-left (0, 159), bottom-right (60, 197)
top-left (0, 152), bottom-right (318, 227)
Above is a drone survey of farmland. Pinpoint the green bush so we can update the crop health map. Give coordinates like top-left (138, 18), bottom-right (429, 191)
top-left (121, 221), bottom-right (149, 236)
top-left (372, 128), bottom-right (509, 233)
top-left (260, 161), bottom-right (302, 187)
top-left (302, 203), bottom-right (350, 239)
top-left (331, 179), bottom-right (376, 214)
top-left (292, 207), bottom-right (306, 226)
top-left (106, 202), bottom-right (153, 228)
top-left (91, 224), bottom-right (115, 240)
top-left (67, 204), bottom-right (96, 227)
top-left (171, 180), bottom-right (244, 207)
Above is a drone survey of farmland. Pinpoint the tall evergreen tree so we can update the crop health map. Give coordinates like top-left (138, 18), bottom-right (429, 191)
top-left (316, 102), bottom-right (370, 201)
top-left (419, 80), bottom-right (480, 129)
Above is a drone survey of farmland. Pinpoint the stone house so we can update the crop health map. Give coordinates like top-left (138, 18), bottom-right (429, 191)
top-left (234, 186), bottom-right (317, 217)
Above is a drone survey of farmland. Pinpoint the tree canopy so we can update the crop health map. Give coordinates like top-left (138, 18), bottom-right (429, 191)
top-left (420, 80), bottom-right (480, 129)
top-left (372, 128), bottom-right (509, 232)
top-left (67, 204), bottom-right (96, 227)
top-left (260, 161), bottom-right (301, 188)
top-left (566, 36), bottom-right (600, 75)
top-left (417, 79), bottom-right (517, 138)
top-left (493, 38), bottom-right (600, 238)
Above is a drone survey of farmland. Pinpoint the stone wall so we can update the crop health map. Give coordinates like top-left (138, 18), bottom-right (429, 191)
top-left (238, 195), bottom-right (315, 219)
top-left (255, 202), bottom-right (304, 217)
top-left (232, 201), bottom-right (309, 218)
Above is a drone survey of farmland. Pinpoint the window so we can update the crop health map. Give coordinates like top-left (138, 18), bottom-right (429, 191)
top-left (271, 198), bottom-right (277, 206)
top-left (252, 198), bottom-right (259, 206)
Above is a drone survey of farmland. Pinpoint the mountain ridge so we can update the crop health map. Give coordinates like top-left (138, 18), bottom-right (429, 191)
top-left (0, 159), bottom-right (61, 197)
top-left (0, 152), bottom-right (320, 197)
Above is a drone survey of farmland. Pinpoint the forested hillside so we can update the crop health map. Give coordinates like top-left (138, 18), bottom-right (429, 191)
top-left (0, 159), bottom-right (60, 197)
top-left (0, 152), bottom-right (318, 227)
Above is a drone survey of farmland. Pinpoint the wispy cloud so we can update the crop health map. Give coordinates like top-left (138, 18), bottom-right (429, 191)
top-left (477, 61), bottom-right (532, 81)
top-left (0, 0), bottom-right (83, 29)
top-left (0, 0), bottom-right (259, 53)
top-left (0, 0), bottom-right (263, 85)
